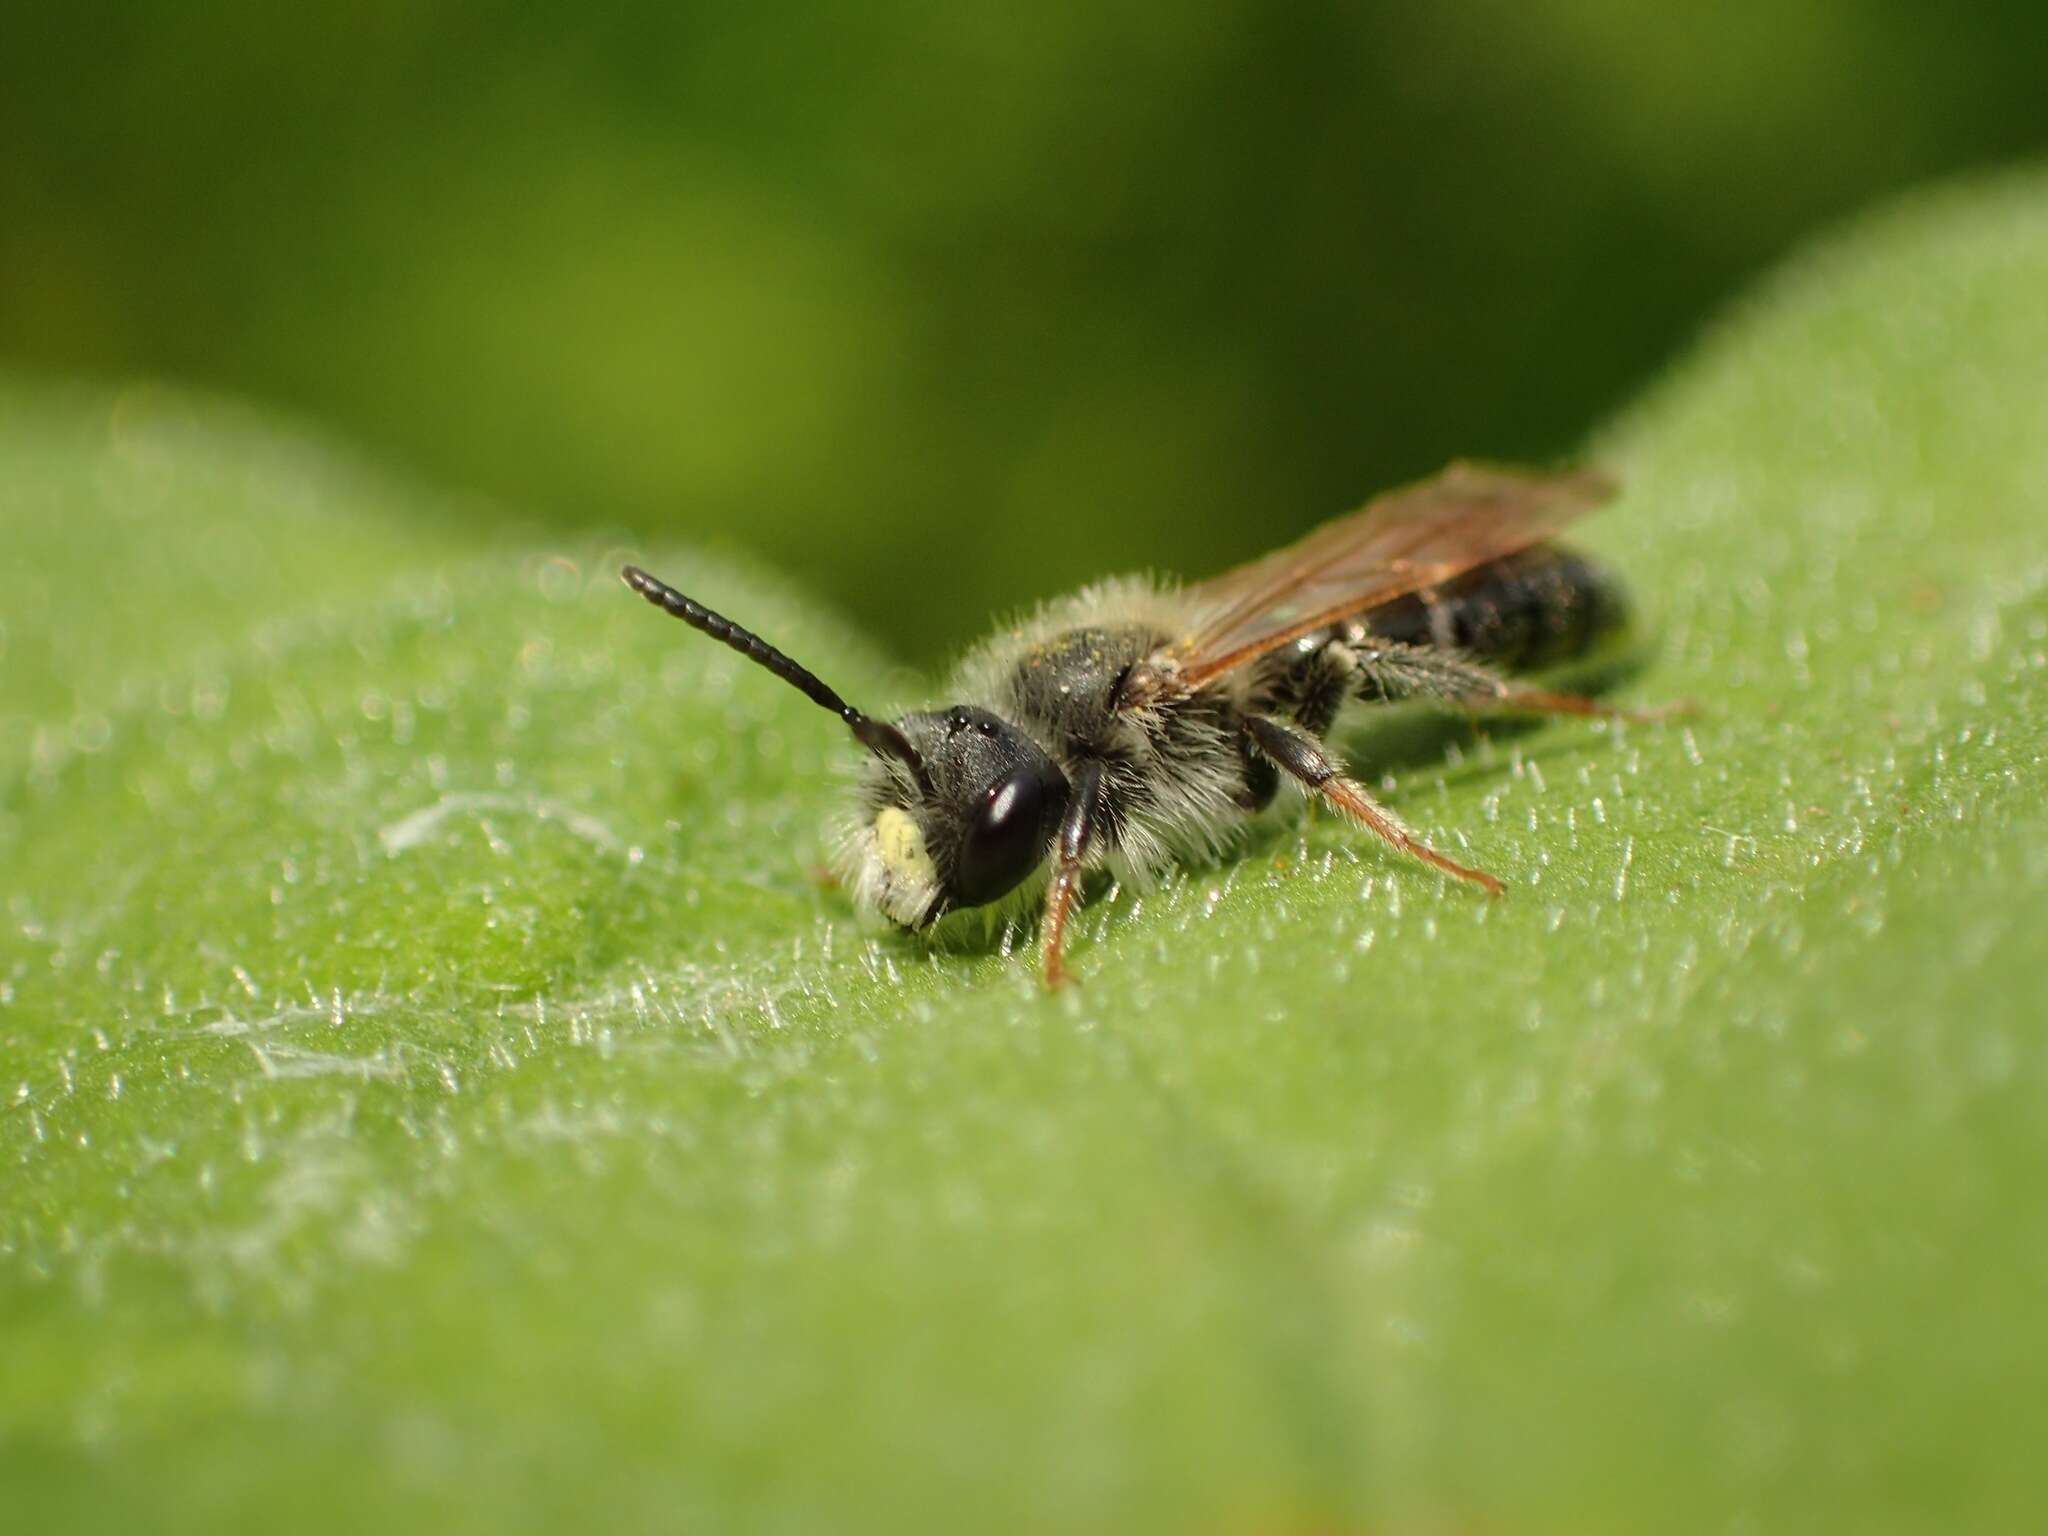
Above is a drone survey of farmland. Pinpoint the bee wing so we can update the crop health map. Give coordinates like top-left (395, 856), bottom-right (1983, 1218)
top-left (1164, 462), bottom-right (1616, 688)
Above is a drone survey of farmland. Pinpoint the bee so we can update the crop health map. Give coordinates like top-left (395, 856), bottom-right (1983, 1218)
top-left (624, 462), bottom-right (1661, 986)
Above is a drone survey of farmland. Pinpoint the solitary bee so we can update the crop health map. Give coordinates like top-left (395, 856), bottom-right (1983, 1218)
top-left (624, 463), bottom-right (1658, 985)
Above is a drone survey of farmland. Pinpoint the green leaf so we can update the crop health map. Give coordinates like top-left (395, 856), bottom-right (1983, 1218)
top-left (6, 168), bottom-right (2047, 1532)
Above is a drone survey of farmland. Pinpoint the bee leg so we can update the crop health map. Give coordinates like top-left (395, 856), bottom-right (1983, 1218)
top-left (1351, 638), bottom-right (1685, 724)
top-left (1482, 687), bottom-right (1694, 724)
top-left (1244, 714), bottom-right (1505, 896)
top-left (1290, 638), bottom-right (1361, 738)
top-left (1349, 638), bottom-right (1515, 705)
top-left (1041, 761), bottom-right (1108, 989)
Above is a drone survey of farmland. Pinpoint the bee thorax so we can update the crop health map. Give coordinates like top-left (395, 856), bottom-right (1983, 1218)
top-left (1112, 658), bottom-right (1180, 712)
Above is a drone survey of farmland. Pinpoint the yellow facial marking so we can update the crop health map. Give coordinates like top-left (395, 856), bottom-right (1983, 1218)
top-left (874, 806), bottom-right (936, 888)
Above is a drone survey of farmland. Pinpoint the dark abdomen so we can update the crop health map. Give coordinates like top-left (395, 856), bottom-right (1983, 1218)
top-left (1363, 543), bottom-right (1628, 672)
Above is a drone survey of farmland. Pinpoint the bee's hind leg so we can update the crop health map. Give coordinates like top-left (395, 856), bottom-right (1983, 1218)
top-left (1480, 687), bottom-right (1692, 724)
top-left (1244, 714), bottom-right (1504, 897)
top-left (1352, 639), bottom-right (1682, 725)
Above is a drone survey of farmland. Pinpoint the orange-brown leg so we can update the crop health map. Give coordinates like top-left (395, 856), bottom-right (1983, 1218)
top-left (1487, 686), bottom-right (1693, 725)
top-left (1317, 776), bottom-right (1505, 895)
top-left (1246, 714), bottom-right (1504, 897)
top-left (1040, 863), bottom-right (1083, 989)
top-left (1039, 761), bottom-right (1107, 989)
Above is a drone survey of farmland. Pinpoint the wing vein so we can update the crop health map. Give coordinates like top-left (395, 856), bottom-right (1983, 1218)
top-left (1165, 463), bottom-right (1615, 690)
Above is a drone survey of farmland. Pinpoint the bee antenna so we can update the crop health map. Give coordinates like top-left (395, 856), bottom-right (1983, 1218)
top-left (621, 565), bottom-right (934, 796)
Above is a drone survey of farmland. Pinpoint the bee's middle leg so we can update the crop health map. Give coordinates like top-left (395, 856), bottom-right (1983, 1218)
top-left (1244, 713), bottom-right (1504, 896)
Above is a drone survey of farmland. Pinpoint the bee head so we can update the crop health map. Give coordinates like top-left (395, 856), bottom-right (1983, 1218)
top-left (619, 567), bottom-right (1069, 933)
top-left (847, 706), bottom-right (1070, 929)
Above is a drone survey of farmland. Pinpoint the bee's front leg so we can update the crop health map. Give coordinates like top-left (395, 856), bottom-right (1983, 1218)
top-left (1040, 761), bottom-right (1107, 989)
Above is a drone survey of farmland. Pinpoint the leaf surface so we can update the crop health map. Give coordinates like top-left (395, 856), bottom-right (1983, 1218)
top-left (6, 171), bottom-right (2048, 1532)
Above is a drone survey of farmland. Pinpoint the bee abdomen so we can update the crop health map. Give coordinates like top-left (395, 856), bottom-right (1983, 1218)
top-left (1363, 544), bottom-right (1628, 672)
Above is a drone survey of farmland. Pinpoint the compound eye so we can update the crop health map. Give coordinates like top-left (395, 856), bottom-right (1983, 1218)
top-left (952, 769), bottom-right (1049, 908)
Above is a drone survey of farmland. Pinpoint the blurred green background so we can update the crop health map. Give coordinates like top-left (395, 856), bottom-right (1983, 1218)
top-left (5, 0), bottom-right (2045, 659)
top-left (10, 9), bottom-right (2048, 1533)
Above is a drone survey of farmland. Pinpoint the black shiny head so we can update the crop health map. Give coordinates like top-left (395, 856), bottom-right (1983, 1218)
top-left (620, 567), bottom-right (1068, 929)
top-left (864, 705), bottom-right (1070, 925)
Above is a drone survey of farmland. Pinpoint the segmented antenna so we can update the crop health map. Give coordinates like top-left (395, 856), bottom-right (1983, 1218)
top-left (620, 565), bottom-right (933, 795)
